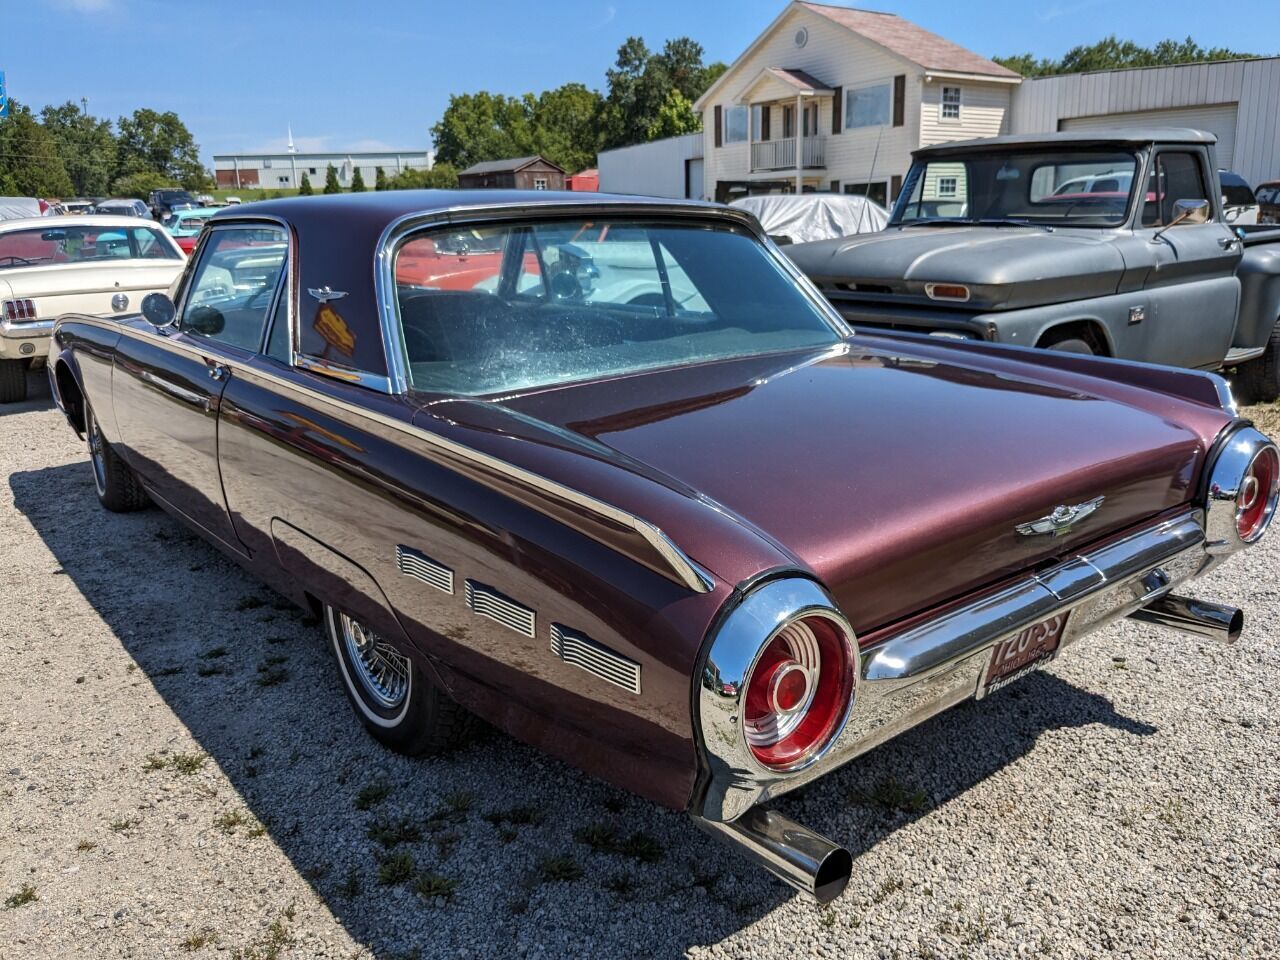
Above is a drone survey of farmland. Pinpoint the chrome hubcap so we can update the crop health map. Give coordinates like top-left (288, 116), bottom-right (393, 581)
top-left (87, 409), bottom-right (106, 493)
top-left (339, 612), bottom-right (410, 710)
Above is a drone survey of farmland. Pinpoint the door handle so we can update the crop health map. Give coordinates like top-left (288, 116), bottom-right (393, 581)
top-left (1219, 235), bottom-right (1240, 249)
top-left (206, 362), bottom-right (230, 382)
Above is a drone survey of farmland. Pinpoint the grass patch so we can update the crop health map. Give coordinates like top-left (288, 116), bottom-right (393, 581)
top-left (171, 753), bottom-right (208, 775)
top-left (377, 850), bottom-right (415, 886)
top-left (110, 816), bottom-right (140, 833)
top-left (850, 777), bottom-right (930, 814)
top-left (76, 840), bottom-right (96, 852)
top-left (255, 662), bottom-right (289, 687)
top-left (143, 753), bottom-right (168, 771)
top-left (5, 884), bottom-right (37, 908)
top-left (200, 646), bottom-right (228, 659)
top-left (573, 823), bottom-right (664, 863)
top-left (354, 780), bottom-right (391, 810)
top-left (412, 871), bottom-right (458, 901)
top-left (871, 876), bottom-right (904, 904)
top-left (180, 929), bottom-right (217, 952)
top-left (444, 791), bottom-right (473, 815)
top-left (604, 872), bottom-right (636, 898)
top-left (154, 665), bottom-right (184, 676)
top-left (214, 810), bottom-right (247, 835)
top-left (483, 805), bottom-right (545, 828)
top-left (336, 867), bottom-right (362, 898)
top-left (538, 855), bottom-right (584, 882)
top-left (196, 663), bottom-right (227, 677)
top-left (231, 911), bottom-right (293, 960)
top-left (367, 815), bottom-right (422, 849)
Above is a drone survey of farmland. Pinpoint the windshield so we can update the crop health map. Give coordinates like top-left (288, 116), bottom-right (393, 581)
top-left (895, 149), bottom-right (1140, 227)
top-left (158, 191), bottom-right (194, 204)
top-left (0, 225), bottom-right (179, 268)
top-left (393, 217), bottom-right (841, 396)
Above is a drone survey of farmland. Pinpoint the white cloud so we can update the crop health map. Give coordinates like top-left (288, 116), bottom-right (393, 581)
top-left (589, 4), bottom-right (617, 29)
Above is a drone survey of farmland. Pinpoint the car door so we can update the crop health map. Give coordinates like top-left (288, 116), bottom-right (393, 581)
top-left (1136, 148), bottom-right (1241, 368)
top-left (112, 223), bottom-right (288, 555)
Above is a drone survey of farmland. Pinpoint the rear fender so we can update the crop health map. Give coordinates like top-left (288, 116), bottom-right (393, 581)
top-left (50, 349), bottom-right (87, 437)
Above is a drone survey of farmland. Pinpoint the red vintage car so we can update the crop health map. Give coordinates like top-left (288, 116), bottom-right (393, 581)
top-left (47, 191), bottom-right (1278, 902)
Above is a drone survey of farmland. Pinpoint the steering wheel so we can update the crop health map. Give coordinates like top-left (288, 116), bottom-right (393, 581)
top-left (0, 255), bottom-right (36, 267)
top-left (548, 270), bottom-right (582, 302)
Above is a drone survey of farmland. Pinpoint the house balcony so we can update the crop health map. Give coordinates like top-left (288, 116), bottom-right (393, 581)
top-left (750, 136), bottom-right (826, 172)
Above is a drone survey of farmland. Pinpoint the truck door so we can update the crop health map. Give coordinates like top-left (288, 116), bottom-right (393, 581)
top-left (1137, 148), bottom-right (1240, 369)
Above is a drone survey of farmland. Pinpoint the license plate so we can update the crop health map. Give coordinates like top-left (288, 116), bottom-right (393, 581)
top-left (979, 611), bottom-right (1069, 697)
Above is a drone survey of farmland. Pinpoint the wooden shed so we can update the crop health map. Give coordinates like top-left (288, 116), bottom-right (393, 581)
top-left (457, 156), bottom-right (568, 191)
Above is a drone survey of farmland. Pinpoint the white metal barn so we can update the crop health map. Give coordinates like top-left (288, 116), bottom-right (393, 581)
top-left (598, 134), bottom-right (705, 200)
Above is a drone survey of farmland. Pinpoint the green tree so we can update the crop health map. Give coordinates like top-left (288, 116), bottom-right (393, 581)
top-left (298, 171), bottom-right (313, 195)
top-left (39, 101), bottom-right (117, 196)
top-left (350, 166), bottom-right (366, 192)
top-left (995, 35), bottom-right (1260, 77)
top-left (531, 83), bottom-right (603, 174)
top-left (0, 100), bottom-right (74, 197)
top-left (374, 166), bottom-right (387, 191)
top-left (646, 88), bottom-right (700, 140)
top-left (431, 91), bottom-right (537, 170)
top-left (110, 170), bottom-right (178, 200)
top-left (323, 164), bottom-right (341, 194)
top-left (384, 163), bottom-right (459, 190)
top-left (115, 108), bottom-right (205, 188)
top-left (599, 37), bottom-right (722, 150)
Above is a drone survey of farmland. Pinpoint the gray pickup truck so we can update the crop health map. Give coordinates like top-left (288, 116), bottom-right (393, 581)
top-left (785, 130), bottom-right (1280, 403)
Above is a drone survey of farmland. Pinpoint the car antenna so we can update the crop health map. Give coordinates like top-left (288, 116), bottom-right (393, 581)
top-left (855, 124), bottom-right (884, 236)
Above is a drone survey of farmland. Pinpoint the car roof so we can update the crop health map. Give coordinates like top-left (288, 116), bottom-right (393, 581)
top-left (0, 214), bottom-right (166, 231)
top-left (914, 128), bottom-right (1218, 158)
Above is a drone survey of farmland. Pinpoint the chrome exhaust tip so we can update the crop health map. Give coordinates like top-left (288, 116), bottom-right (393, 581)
top-left (693, 806), bottom-right (852, 903)
top-left (1129, 593), bottom-right (1243, 644)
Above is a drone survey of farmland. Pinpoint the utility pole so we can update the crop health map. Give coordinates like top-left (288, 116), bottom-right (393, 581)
top-left (81, 97), bottom-right (88, 115)
top-left (288, 124), bottom-right (297, 190)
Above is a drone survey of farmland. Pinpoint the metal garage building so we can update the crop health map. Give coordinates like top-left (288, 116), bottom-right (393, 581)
top-left (1010, 57), bottom-right (1280, 185)
top-left (597, 133), bottom-right (705, 200)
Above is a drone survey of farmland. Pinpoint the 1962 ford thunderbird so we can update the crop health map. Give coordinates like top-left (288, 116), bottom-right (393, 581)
top-left (47, 192), bottom-right (1278, 902)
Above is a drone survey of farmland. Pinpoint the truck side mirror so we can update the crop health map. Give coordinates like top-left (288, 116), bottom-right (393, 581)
top-left (1170, 198), bottom-right (1210, 225)
top-left (141, 292), bottom-right (177, 328)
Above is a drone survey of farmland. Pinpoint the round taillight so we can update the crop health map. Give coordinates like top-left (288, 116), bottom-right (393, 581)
top-left (742, 615), bottom-right (854, 771)
top-left (1237, 445), bottom-right (1279, 542)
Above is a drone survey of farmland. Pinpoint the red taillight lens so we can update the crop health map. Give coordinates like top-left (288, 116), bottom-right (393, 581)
top-left (1237, 446), bottom-right (1279, 542)
top-left (742, 615), bottom-right (854, 771)
top-left (2, 299), bottom-right (36, 321)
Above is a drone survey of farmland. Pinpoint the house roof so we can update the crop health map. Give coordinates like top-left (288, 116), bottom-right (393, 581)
top-left (458, 155), bottom-right (566, 176)
top-left (764, 67), bottom-right (835, 94)
top-left (570, 168), bottom-right (599, 178)
top-left (798, 3), bottom-right (1020, 79)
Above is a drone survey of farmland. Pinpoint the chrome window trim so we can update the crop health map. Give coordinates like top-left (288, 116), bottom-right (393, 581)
top-left (62, 313), bottom-right (713, 595)
top-left (372, 199), bottom-right (852, 396)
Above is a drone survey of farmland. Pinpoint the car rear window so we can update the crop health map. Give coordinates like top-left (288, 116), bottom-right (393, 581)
top-left (0, 225), bottom-right (180, 268)
top-left (392, 217), bottom-right (841, 396)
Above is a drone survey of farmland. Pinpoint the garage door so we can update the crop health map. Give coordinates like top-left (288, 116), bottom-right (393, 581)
top-left (1061, 103), bottom-right (1238, 170)
top-left (686, 158), bottom-right (704, 199)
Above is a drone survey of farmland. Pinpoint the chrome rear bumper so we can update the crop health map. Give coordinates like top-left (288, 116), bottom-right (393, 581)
top-left (697, 510), bottom-right (1216, 825)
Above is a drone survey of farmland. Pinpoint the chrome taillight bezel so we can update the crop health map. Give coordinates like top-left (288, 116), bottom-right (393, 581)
top-left (695, 578), bottom-right (859, 815)
top-left (1205, 426), bottom-right (1280, 553)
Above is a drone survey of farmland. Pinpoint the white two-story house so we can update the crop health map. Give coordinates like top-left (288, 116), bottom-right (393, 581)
top-left (693, 1), bottom-right (1021, 206)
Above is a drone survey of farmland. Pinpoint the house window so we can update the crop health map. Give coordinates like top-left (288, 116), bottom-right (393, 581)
top-left (938, 177), bottom-right (957, 196)
top-left (263, 158), bottom-right (273, 168)
top-left (278, 176), bottom-right (289, 185)
top-left (309, 167), bottom-right (317, 175)
top-left (751, 104), bottom-right (764, 141)
top-left (724, 105), bottom-right (749, 143)
top-left (941, 86), bottom-right (962, 121)
top-left (845, 83), bottom-right (891, 129)
top-left (534, 178), bottom-right (548, 190)
top-left (843, 181), bottom-right (889, 208)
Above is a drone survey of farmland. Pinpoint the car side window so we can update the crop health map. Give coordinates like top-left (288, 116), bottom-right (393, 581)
top-left (1142, 152), bottom-right (1209, 227)
top-left (179, 225), bottom-right (288, 353)
top-left (264, 287), bottom-right (292, 362)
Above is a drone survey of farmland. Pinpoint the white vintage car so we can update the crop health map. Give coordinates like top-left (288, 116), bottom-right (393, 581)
top-left (0, 214), bottom-right (185, 402)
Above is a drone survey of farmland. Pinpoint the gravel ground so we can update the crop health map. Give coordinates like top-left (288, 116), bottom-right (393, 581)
top-left (2, 364), bottom-right (1279, 959)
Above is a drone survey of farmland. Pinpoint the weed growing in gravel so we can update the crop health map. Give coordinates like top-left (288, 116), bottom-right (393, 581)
top-left (214, 810), bottom-right (246, 835)
top-left (538, 855), bottom-right (584, 882)
top-left (154, 665), bottom-right (184, 676)
top-left (235, 595), bottom-right (267, 611)
top-left (200, 646), bottom-right (228, 659)
top-left (354, 780), bottom-right (391, 810)
top-left (573, 823), bottom-right (664, 863)
top-left (76, 840), bottom-right (96, 852)
top-left (820, 907), bottom-right (836, 929)
top-left (604, 873), bottom-right (636, 898)
top-left (413, 871), bottom-right (458, 901)
top-left (231, 911), bottom-right (293, 960)
top-left (618, 831), bottom-right (664, 863)
top-left (851, 777), bottom-right (931, 814)
top-left (377, 850), bottom-right (416, 886)
top-left (109, 816), bottom-right (140, 833)
top-left (180, 929), bottom-right (217, 952)
top-left (196, 663), bottom-right (227, 677)
top-left (248, 746), bottom-right (264, 760)
top-left (444, 791), bottom-right (473, 815)
top-left (5, 884), bottom-right (37, 908)
top-left (337, 867), bottom-right (363, 898)
top-left (255, 660), bottom-right (289, 687)
top-left (871, 876), bottom-right (904, 904)
top-left (367, 816), bottom-right (422, 849)
top-left (143, 754), bottom-right (168, 771)
top-left (483, 805), bottom-right (545, 828)
top-left (575, 822), bottom-right (618, 853)
top-left (171, 753), bottom-right (208, 775)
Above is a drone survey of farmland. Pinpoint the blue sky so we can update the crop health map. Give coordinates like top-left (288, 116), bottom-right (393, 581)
top-left (4, 0), bottom-right (1278, 161)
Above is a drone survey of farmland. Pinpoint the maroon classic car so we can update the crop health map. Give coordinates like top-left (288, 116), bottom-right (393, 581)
top-left (47, 192), bottom-right (1278, 902)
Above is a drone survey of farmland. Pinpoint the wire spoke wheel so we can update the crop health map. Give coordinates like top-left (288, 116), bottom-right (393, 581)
top-left (338, 612), bottom-right (410, 710)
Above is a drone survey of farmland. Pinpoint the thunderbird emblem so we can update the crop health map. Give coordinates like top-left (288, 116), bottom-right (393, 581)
top-left (307, 286), bottom-right (348, 303)
top-left (1015, 497), bottom-right (1105, 537)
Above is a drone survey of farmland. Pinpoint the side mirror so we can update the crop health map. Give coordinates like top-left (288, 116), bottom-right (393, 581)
top-left (1170, 198), bottom-right (1210, 225)
top-left (141, 291), bottom-right (176, 327)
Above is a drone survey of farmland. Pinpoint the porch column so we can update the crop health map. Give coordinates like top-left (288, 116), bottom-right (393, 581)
top-left (795, 94), bottom-right (803, 194)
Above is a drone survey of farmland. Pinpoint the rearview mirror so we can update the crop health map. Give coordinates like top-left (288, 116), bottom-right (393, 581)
top-left (40, 229), bottom-right (67, 242)
top-left (141, 291), bottom-right (176, 327)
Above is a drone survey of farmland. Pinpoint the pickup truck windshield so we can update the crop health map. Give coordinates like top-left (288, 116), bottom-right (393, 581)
top-left (895, 149), bottom-right (1140, 227)
top-left (394, 218), bottom-right (842, 396)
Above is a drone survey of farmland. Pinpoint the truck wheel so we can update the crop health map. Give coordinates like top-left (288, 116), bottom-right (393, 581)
top-left (324, 604), bottom-right (471, 756)
top-left (1041, 333), bottom-right (1095, 355)
top-left (1235, 323), bottom-right (1280, 405)
top-left (85, 401), bottom-right (150, 512)
top-left (0, 358), bottom-right (28, 403)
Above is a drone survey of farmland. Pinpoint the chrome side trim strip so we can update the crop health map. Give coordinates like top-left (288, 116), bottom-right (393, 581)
top-left (550, 623), bottom-right (641, 694)
top-left (396, 545), bottom-right (454, 595)
top-left (465, 580), bottom-right (536, 638)
top-left (51, 314), bottom-right (713, 595)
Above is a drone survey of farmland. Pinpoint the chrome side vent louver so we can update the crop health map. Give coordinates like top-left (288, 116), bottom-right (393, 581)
top-left (465, 580), bottom-right (536, 638)
top-left (550, 623), bottom-right (641, 695)
top-left (396, 545), bottom-right (454, 594)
